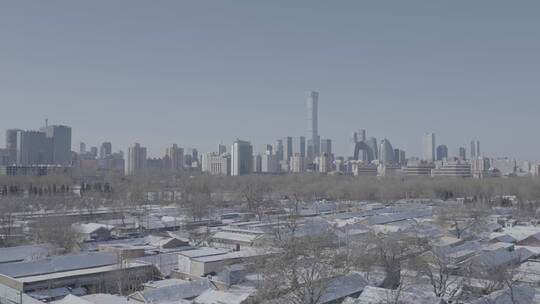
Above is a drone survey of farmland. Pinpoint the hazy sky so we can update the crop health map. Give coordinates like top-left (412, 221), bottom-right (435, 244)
top-left (1, 1), bottom-right (539, 161)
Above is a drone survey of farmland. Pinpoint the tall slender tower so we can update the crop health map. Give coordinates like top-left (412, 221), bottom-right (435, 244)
top-left (306, 91), bottom-right (319, 161)
top-left (423, 132), bottom-right (436, 163)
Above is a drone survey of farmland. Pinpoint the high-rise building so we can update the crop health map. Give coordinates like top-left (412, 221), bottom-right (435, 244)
top-left (231, 140), bottom-right (253, 176)
top-left (316, 153), bottom-right (333, 173)
top-left (366, 137), bottom-right (378, 161)
top-left (458, 147), bottom-right (467, 161)
top-left (126, 143), bottom-right (147, 175)
top-left (422, 132), bottom-right (435, 163)
top-left (282, 137), bottom-right (293, 162)
top-left (253, 154), bottom-right (262, 173)
top-left (292, 136), bottom-right (306, 157)
top-left (320, 139), bottom-right (332, 155)
top-left (394, 149), bottom-right (406, 165)
top-left (165, 144), bottom-right (184, 171)
top-left (290, 154), bottom-right (306, 173)
top-left (260, 144), bottom-right (272, 154)
top-left (436, 145), bottom-right (448, 161)
top-left (202, 152), bottom-right (230, 176)
top-left (218, 144), bottom-right (227, 155)
top-left (90, 147), bottom-right (98, 158)
top-left (470, 140), bottom-right (480, 158)
top-left (79, 142), bottom-right (86, 154)
top-left (273, 140), bottom-right (284, 161)
top-left (99, 142), bottom-right (112, 159)
top-left (261, 152), bottom-right (278, 173)
top-left (5, 129), bottom-right (21, 165)
top-left (16, 130), bottom-right (53, 165)
top-left (41, 125), bottom-right (72, 165)
top-left (306, 91), bottom-right (319, 161)
top-left (379, 139), bottom-right (395, 164)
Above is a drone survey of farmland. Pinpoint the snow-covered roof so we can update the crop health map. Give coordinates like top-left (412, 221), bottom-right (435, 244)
top-left (343, 286), bottom-right (442, 304)
top-left (194, 289), bottom-right (250, 304)
top-left (0, 244), bottom-right (54, 264)
top-left (211, 231), bottom-right (262, 243)
top-left (471, 285), bottom-right (536, 304)
top-left (318, 272), bottom-right (368, 303)
top-left (0, 252), bottom-right (118, 278)
top-left (134, 279), bottom-right (214, 302)
top-left (73, 223), bottom-right (112, 234)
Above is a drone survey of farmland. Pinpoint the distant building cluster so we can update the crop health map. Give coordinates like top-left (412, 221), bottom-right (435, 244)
top-left (0, 93), bottom-right (536, 179)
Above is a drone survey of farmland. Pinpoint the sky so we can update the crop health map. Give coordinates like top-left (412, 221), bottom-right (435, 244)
top-left (1, 1), bottom-right (539, 161)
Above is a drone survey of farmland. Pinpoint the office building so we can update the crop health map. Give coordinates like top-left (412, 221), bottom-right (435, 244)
top-left (79, 142), bottom-right (86, 154)
top-left (366, 137), bottom-right (378, 161)
top-left (5, 129), bottom-right (21, 165)
top-left (491, 158), bottom-right (517, 176)
top-left (99, 142), bottom-right (112, 159)
top-left (273, 140), bottom-right (283, 161)
top-left (253, 154), bottom-right (262, 173)
top-left (126, 143), bottom-right (147, 175)
top-left (218, 144), bottom-right (227, 155)
top-left (320, 139), bottom-right (332, 156)
top-left (470, 140), bottom-right (480, 158)
top-left (231, 140), bottom-right (253, 176)
top-left (379, 139), bottom-right (395, 164)
top-left (436, 145), bottom-right (448, 161)
top-left (306, 91), bottom-right (319, 161)
top-left (165, 144), bottom-right (184, 171)
top-left (458, 147), bottom-right (467, 161)
top-left (40, 125), bottom-right (72, 165)
top-left (282, 137), bottom-right (293, 162)
top-left (292, 136), bottom-right (306, 157)
top-left (422, 132), bottom-right (435, 163)
top-left (201, 152), bottom-right (230, 176)
top-left (401, 160), bottom-right (435, 176)
top-left (431, 160), bottom-right (471, 177)
top-left (16, 130), bottom-right (53, 165)
top-left (316, 153), bottom-right (333, 173)
top-left (290, 154), bottom-right (306, 173)
top-left (261, 152), bottom-right (279, 173)
top-left (394, 149), bottom-right (406, 165)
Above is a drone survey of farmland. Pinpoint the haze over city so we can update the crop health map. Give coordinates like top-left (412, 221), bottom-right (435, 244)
top-left (1, 1), bottom-right (539, 161)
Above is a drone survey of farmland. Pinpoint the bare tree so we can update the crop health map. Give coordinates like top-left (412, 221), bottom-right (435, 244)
top-left (257, 233), bottom-right (341, 304)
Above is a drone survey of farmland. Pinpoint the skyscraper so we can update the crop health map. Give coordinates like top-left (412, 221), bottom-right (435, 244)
top-left (99, 142), bottom-right (112, 159)
top-left (306, 91), bottom-right (319, 161)
top-left (282, 137), bottom-right (293, 162)
top-left (5, 129), bottom-right (21, 165)
top-left (126, 143), bottom-right (147, 175)
top-left (218, 144), bottom-right (227, 155)
top-left (16, 130), bottom-right (53, 165)
top-left (273, 139), bottom-right (284, 161)
top-left (320, 139), bottom-right (332, 155)
top-left (470, 140), bottom-right (481, 158)
top-left (436, 145), bottom-right (448, 161)
top-left (379, 139), bottom-right (395, 164)
top-left (422, 132), bottom-right (435, 163)
top-left (292, 136), bottom-right (306, 157)
top-left (165, 144), bottom-right (184, 171)
top-left (459, 147), bottom-right (467, 160)
top-left (231, 140), bottom-right (253, 176)
top-left (79, 142), bottom-right (86, 154)
top-left (40, 125), bottom-right (72, 165)
top-left (366, 137), bottom-right (378, 161)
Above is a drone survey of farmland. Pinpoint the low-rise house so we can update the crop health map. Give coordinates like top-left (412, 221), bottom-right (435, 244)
top-left (471, 284), bottom-right (536, 304)
top-left (73, 223), bottom-right (112, 242)
top-left (518, 232), bottom-right (540, 247)
top-left (0, 252), bottom-right (157, 303)
top-left (129, 279), bottom-right (215, 302)
top-left (194, 289), bottom-right (251, 304)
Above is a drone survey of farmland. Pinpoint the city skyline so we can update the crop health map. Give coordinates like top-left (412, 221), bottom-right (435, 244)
top-left (1, 1), bottom-right (540, 161)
